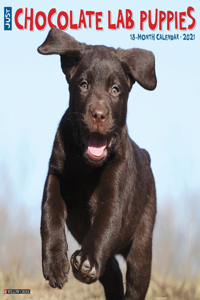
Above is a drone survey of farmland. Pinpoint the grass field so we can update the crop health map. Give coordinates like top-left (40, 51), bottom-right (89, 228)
top-left (1, 270), bottom-right (200, 300)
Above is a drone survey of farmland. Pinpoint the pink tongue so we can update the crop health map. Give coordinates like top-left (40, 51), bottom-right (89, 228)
top-left (88, 133), bottom-right (107, 157)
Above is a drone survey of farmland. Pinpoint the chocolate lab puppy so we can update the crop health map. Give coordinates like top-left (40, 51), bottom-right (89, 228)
top-left (38, 28), bottom-right (157, 300)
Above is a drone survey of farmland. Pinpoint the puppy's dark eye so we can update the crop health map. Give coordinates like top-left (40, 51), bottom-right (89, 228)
top-left (80, 81), bottom-right (88, 91)
top-left (111, 86), bottom-right (119, 96)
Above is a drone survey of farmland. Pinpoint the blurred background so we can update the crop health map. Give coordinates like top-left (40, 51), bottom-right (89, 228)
top-left (0, 0), bottom-right (200, 299)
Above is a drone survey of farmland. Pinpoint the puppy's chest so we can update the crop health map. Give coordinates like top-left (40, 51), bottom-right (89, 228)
top-left (61, 167), bottom-right (102, 211)
top-left (63, 175), bottom-right (100, 226)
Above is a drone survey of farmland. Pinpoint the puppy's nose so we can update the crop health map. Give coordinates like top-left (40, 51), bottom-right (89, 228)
top-left (92, 108), bottom-right (106, 123)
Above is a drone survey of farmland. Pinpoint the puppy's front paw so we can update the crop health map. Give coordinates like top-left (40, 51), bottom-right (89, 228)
top-left (71, 250), bottom-right (98, 284)
top-left (42, 247), bottom-right (70, 289)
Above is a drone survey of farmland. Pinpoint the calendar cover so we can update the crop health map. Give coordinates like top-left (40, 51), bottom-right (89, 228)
top-left (1, 1), bottom-right (199, 299)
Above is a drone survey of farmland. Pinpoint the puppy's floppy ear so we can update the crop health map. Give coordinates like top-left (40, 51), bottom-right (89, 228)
top-left (37, 28), bottom-right (83, 81)
top-left (117, 48), bottom-right (157, 91)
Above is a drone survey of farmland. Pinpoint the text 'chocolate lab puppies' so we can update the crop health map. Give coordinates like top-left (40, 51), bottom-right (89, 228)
top-left (38, 27), bottom-right (157, 300)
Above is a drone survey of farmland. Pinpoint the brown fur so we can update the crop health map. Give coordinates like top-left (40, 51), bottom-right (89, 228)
top-left (38, 28), bottom-right (157, 300)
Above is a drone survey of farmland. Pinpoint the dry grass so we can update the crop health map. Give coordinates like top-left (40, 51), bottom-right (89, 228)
top-left (147, 274), bottom-right (200, 300)
top-left (1, 271), bottom-right (105, 300)
top-left (1, 270), bottom-right (200, 300)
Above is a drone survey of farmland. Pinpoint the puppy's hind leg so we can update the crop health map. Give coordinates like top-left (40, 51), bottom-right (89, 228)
top-left (99, 257), bottom-right (124, 300)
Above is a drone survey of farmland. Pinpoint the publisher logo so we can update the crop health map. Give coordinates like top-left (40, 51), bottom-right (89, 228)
top-left (4, 289), bottom-right (30, 294)
top-left (4, 7), bottom-right (12, 30)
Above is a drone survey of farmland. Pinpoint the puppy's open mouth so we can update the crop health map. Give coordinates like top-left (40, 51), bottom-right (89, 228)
top-left (82, 133), bottom-right (112, 162)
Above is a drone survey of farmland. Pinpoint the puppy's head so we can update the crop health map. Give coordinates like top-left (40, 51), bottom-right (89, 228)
top-left (38, 28), bottom-right (156, 167)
